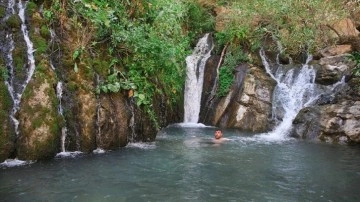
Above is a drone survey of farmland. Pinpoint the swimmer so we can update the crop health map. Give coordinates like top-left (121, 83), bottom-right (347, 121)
top-left (212, 129), bottom-right (228, 144)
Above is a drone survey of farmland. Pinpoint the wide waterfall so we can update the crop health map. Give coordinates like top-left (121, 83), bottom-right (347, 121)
top-left (259, 49), bottom-right (345, 141)
top-left (183, 34), bottom-right (213, 123)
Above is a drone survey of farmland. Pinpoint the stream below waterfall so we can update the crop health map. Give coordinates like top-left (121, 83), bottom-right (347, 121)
top-left (1, 126), bottom-right (359, 201)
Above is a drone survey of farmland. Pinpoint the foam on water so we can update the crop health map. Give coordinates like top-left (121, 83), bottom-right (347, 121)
top-left (126, 142), bottom-right (157, 150)
top-left (171, 122), bottom-right (213, 128)
top-left (93, 148), bottom-right (107, 154)
top-left (0, 158), bottom-right (34, 168)
top-left (55, 151), bottom-right (83, 158)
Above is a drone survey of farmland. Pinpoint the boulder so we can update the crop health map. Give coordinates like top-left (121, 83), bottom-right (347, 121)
top-left (214, 64), bottom-right (275, 132)
top-left (314, 55), bottom-right (355, 85)
top-left (320, 45), bottom-right (352, 57)
top-left (292, 101), bottom-right (360, 144)
top-left (330, 18), bottom-right (359, 38)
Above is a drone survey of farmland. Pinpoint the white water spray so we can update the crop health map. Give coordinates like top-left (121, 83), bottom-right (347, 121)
top-left (184, 33), bottom-right (213, 123)
top-left (259, 49), bottom-right (345, 141)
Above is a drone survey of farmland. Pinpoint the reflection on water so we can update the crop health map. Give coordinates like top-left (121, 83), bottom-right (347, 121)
top-left (1, 126), bottom-right (360, 201)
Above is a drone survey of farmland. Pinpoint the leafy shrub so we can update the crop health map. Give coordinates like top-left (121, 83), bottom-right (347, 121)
top-left (214, 0), bottom-right (346, 55)
top-left (218, 45), bottom-right (249, 97)
top-left (349, 52), bottom-right (360, 76)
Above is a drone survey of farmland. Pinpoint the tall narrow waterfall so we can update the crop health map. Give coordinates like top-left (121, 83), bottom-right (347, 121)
top-left (259, 49), bottom-right (344, 140)
top-left (184, 34), bottom-right (213, 123)
top-left (3, 1), bottom-right (36, 135)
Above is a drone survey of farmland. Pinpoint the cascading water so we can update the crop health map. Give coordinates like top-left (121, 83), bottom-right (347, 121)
top-left (49, 30), bottom-right (81, 157)
top-left (183, 33), bottom-right (213, 123)
top-left (259, 49), bottom-right (345, 141)
top-left (3, 0), bottom-right (36, 136)
top-left (53, 70), bottom-right (81, 157)
top-left (0, 0), bottom-right (36, 166)
top-left (56, 82), bottom-right (68, 153)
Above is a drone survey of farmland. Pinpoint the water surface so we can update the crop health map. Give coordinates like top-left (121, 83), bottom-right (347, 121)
top-left (1, 126), bottom-right (360, 201)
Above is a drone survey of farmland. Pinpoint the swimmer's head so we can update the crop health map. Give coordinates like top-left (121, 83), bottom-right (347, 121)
top-left (214, 130), bottom-right (223, 139)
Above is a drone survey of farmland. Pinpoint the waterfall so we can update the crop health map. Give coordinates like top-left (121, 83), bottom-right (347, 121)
top-left (49, 32), bottom-right (81, 157)
top-left (50, 30), bottom-right (69, 155)
top-left (259, 49), bottom-right (345, 140)
top-left (3, 0), bottom-right (36, 136)
top-left (183, 33), bottom-right (213, 123)
top-left (56, 81), bottom-right (68, 153)
top-left (0, 0), bottom-right (36, 166)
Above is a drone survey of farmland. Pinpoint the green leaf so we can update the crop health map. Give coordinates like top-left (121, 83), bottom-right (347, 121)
top-left (101, 85), bottom-right (108, 93)
top-left (107, 73), bottom-right (117, 83)
top-left (138, 93), bottom-right (145, 100)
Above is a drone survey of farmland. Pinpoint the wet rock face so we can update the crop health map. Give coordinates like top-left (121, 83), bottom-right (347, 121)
top-left (213, 64), bottom-right (275, 132)
top-left (77, 88), bottom-right (97, 153)
top-left (199, 55), bottom-right (220, 124)
top-left (293, 101), bottom-right (360, 144)
top-left (292, 107), bottom-right (322, 140)
top-left (314, 55), bottom-right (355, 85)
top-left (97, 93), bottom-right (130, 149)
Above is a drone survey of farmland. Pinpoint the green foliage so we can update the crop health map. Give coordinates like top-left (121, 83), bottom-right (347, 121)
top-left (97, 70), bottom-right (136, 94)
top-left (72, 47), bottom-right (84, 73)
top-left (185, 1), bottom-right (215, 40)
top-left (26, 1), bottom-right (38, 15)
top-left (214, 0), bottom-right (346, 55)
top-left (42, 0), bottom-right (61, 23)
top-left (43, 10), bottom-right (54, 21)
top-left (40, 25), bottom-right (51, 39)
top-left (218, 46), bottom-right (249, 97)
top-left (67, 0), bottom-right (202, 127)
top-left (31, 35), bottom-right (47, 55)
top-left (0, 67), bottom-right (8, 81)
top-left (349, 52), bottom-right (360, 76)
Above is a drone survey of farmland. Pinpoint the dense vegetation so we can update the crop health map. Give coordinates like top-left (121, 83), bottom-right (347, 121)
top-left (42, 0), bottom-right (357, 126)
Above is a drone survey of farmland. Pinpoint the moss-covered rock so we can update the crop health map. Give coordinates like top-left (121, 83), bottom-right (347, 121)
top-left (26, 1), bottom-right (38, 15)
top-left (31, 34), bottom-right (48, 57)
top-left (6, 14), bottom-right (21, 30)
top-left (16, 62), bottom-right (60, 160)
top-left (40, 25), bottom-right (51, 40)
top-left (0, 6), bottom-right (6, 19)
top-left (0, 79), bottom-right (15, 161)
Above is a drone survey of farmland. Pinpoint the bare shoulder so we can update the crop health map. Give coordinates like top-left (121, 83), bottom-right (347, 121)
top-left (212, 138), bottom-right (228, 144)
